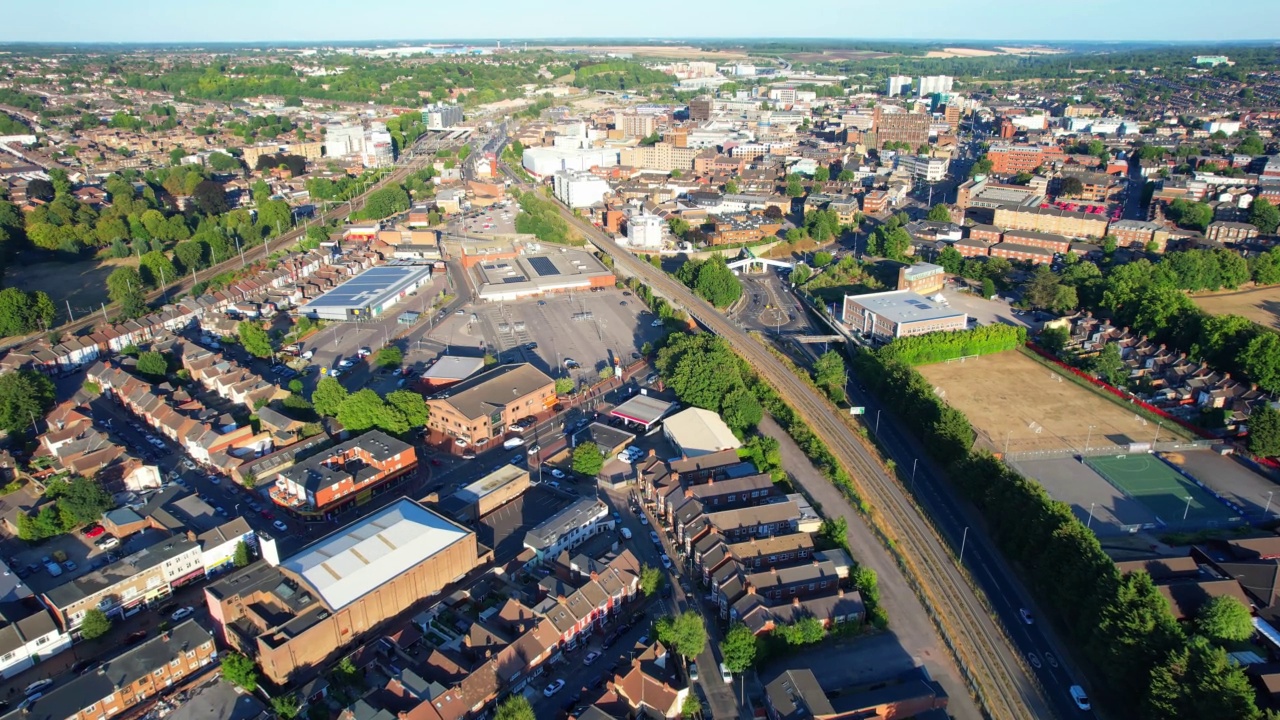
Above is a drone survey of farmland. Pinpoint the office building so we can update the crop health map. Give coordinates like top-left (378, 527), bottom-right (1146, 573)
top-left (897, 263), bottom-right (945, 295)
top-left (625, 214), bottom-right (665, 249)
top-left (363, 122), bottom-right (394, 167)
top-left (886, 75), bottom-right (912, 97)
top-left (841, 291), bottom-right (968, 343)
top-left (552, 170), bottom-right (612, 208)
top-left (423, 103), bottom-right (463, 130)
top-left (689, 97), bottom-right (714, 120)
top-left (425, 363), bottom-right (556, 447)
top-left (871, 108), bottom-right (930, 150)
top-left (986, 144), bottom-right (1050, 175)
top-left (271, 431), bottom-right (417, 514)
top-left (898, 154), bottom-right (949, 183)
top-left (619, 142), bottom-right (700, 173)
top-left (206, 499), bottom-right (480, 685)
top-left (614, 111), bottom-right (657, 138)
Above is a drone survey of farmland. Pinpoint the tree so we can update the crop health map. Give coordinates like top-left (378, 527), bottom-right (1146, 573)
top-left (376, 345), bottom-right (403, 368)
top-left (1248, 404), bottom-right (1280, 457)
top-left (337, 389), bottom-right (403, 434)
top-left (937, 246), bottom-right (963, 274)
top-left (838, 169), bottom-right (856, 181)
top-left (554, 377), bottom-right (575, 395)
top-left (640, 564), bottom-right (665, 596)
top-left (191, 180), bottom-right (229, 216)
top-left (812, 350), bottom-right (846, 402)
top-left (138, 251), bottom-right (177, 288)
top-left (818, 517), bottom-right (848, 549)
top-left (970, 156), bottom-right (993, 177)
top-left (0, 288), bottom-right (55, 336)
top-left (719, 623), bottom-right (758, 674)
top-left (80, 609), bottom-right (111, 640)
top-left (135, 351), bottom-right (168, 378)
top-left (981, 277), bottom-right (996, 299)
top-left (927, 204), bottom-right (952, 222)
top-left (1059, 176), bottom-right (1085, 198)
top-left (238, 322), bottom-right (274, 359)
top-left (107, 266), bottom-right (148, 318)
top-left (812, 166), bottom-right (830, 182)
top-left (386, 390), bottom-right (429, 429)
top-left (234, 540), bottom-right (252, 568)
top-left (26, 178), bottom-right (54, 202)
top-left (790, 263), bottom-right (812, 285)
top-left (655, 611), bottom-right (707, 660)
top-left (1252, 198), bottom-right (1280, 235)
top-left (311, 376), bottom-right (348, 417)
top-left (1089, 343), bottom-right (1127, 386)
top-left (786, 177), bottom-right (805, 197)
top-left (0, 370), bottom-right (55, 434)
top-left (1196, 595), bottom-right (1254, 644)
top-left (720, 387), bottom-right (763, 432)
top-left (763, 205), bottom-right (784, 220)
top-left (572, 441), bottom-right (604, 476)
top-left (1038, 326), bottom-right (1071, 354)
top-left (724, 179), bottom-right (739, 195)
top-left (221, 652), bottom-right (259, 691)
top-left (270, 695), bottom-right (301, 720)
top-left (681, 694), bottom-right (704, 720)
top-left (776, 616), bottom-right (827, 646)
top-left (493, 696), bottom-right (535, 720)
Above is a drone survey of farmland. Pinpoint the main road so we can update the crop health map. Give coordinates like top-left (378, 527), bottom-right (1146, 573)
top-left (500, 167), bottom-right (1054, 719)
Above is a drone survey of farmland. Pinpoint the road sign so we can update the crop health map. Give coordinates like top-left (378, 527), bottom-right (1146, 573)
top-left (850, 407), bottom-right (865, 416)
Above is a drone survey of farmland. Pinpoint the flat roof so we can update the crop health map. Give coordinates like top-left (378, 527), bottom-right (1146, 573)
top-left (430, 363), bottom-right (554, 420)
top-left (422, 355), bottom-right (486, 382)
top-left (457, 465), bottom-right (527, 504)
top-left (611, 394), bottom-right (675, 426)
top-left (475, 250), bottom-right (613, 299)
top-left (281, 498), bottom-right (471, 611)
top-left (843, 290), bottom-right (967, 326)
top-left (302, 265), bottom-right (434, 312)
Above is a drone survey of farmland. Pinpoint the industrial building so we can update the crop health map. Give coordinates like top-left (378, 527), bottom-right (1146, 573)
top-left (206, 499), bottom-right (482, 685)
top-left (299, 264), bottom-right (434, 321)
top-left (473, 249), bottom-right (615, 302)
top-left (624, 214), bottom-right (665, 249)
top-left (841, 290), bottom-right (968, 343)
top-left (664, 407), bottom-right (742, 459)
top-left (446, 465), bottom-right (530, 522)
top-left (522, 146), bottom-right (620, 176)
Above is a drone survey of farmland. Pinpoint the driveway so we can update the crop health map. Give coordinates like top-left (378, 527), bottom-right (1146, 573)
top-left (756, 415), bottom-right (981, 720)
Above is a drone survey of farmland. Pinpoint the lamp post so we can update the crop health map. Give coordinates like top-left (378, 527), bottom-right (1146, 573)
top-left (959, 526), bottom-right (969, 564)
top-left (910, 458), bottom-right (918, 493)
top-left (1084, 424), bottom-right (1096, 454)
top-left (1266, 491), bottom-right (1274, 518)
top-left (1183, 495), bottom-right (1193, 522)
top-left (1086, 503), bottom-right (1096, 530)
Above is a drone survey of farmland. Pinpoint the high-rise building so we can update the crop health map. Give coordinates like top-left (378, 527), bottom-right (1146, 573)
top-left (916, 75), bottom-right (954, 97)
top-left (552, 170), bottom-right (612, 208)
top-left (323, 123), bottom-right (365, 159)
top-left (871, 108), bottom-right (930, 150)
top-left (423, 103), bottom-right (463, 130)
top-left (363, 122), bottom-right (394, 167)
top-left (689, 97), bottom-right (713, 121)
top-left (614, 111), bottom-right (656, 138)
top-left (887, 75), bottom-right (912, 97)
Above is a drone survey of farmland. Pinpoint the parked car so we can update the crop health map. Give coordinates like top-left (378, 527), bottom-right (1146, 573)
top-left (170, 606), bottom-right (194, 621)
top-left (688, 664), bottom-right (699, 682)
top-left (543, 679), bottom-right (566, 698)
top-left (1020, 608), bottom-right (1034, 625)
top-left (83, 525), bottom-right (105, 538)
top-left (719, 663), bottom-right (733, 684)
top-left (549, 468), bottom-right (566, 479)
top-left (273, 520), bottom-right (289, 532)
top-left (660, 554), bottom-right (671, 569)
top-left (96, 536), bottom-right (120, 550)
top-left (583, 651), bottom-right (601, 666)
top-left (24, 679), bottom-right (51, 697)
top-left (125, 630), bottom-right (148, 645)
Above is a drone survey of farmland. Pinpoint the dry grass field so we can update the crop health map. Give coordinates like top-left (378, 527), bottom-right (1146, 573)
top-left (1192, 286), bottom-right (1280, 330)
top-left (5, 255), bottom-right (135, 319)
top-left (919, 351), bottom-right (1178, 454)
top-left (539, 45), bottom-right (751, 61)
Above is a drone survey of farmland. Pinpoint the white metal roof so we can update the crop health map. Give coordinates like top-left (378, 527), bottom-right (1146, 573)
top-left (663, 407), bottom-right (742, 458)
top-left (282, 499), bottom-right (469, 610)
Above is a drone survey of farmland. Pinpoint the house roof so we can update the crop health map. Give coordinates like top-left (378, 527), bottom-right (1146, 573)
top-left (430, 363), bottom-right (554, 421)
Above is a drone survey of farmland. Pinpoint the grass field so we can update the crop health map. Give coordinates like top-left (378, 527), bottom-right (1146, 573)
top-left (4, 255), bottom-right (135, 325)
top-left (1084, 454), bottom-right (1239, 527)
top-left (1192, 286), bottom-right (1280, 330)
top-left (919, 351), bottom-right (1176, 454)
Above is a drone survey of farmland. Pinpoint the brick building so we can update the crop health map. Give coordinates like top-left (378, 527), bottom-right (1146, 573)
top-left (896, 262), bottom-right (946, 295)
top-left (986, 144), bottom-right (1047, 175)
top-left (989, 241), bottom-right (1055, 264)
top-left (1000, 229), bottom-right (1071, 254)
top-left (425, 363), bottom-right (556, 448)
top-left (1206, 221), bottom-right (1259, 244)
top-left (704, 213), bottom-right (782, 245)
top-left (870, 109), bottom-right (930, 150)
top-left (841, 290), bottom-right (968, 343)
top-left (1111, 219), bottom-right (1172, 252)
top-left (270, 431), bottom-right (417, 514)
top-left (967, 224), bottom-right (1003, 244)
top-left (206, 499), bottom-right (482, 685)
top-left (992, 204), bottom-right (1109, 239)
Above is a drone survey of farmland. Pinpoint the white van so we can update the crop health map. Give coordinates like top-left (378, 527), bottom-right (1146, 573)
top-left (620, 527), bottom-right (632, 540)
top-left (503, 436), bottom-right (526, 449)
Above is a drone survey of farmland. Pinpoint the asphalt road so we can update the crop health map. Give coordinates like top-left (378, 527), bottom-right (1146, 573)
top-left (500, 162), bottom-right (1055, 720)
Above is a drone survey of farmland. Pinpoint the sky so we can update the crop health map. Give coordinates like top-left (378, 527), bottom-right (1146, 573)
top-left (1, 0), bottom-right (1275, 44)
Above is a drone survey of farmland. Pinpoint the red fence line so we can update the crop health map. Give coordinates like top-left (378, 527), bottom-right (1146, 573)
top-left (1023, 342), bottom-right (1218, 441)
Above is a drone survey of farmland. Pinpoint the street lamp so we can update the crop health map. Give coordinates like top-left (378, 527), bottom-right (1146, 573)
top-left (1086, 502), bottom-right (1096, 530)
top-left (1084, 424), bottom-right (1096, 454)
top-left (1267, 491), bottom-right (1275, 518)
top-left (910, 458), bottom-right (918, 493)
top-left (959, 526), bottom-right (969, 564)
top-left (1182, 496), bottom-right (1193, 522)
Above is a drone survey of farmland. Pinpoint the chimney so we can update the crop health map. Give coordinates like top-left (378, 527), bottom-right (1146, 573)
top-left (792, 596), bottom-right (801, 608)
top-left (685, 487), bottom-right (694, 499)
top-left (771, 567), bottom-right (778, 575)
top-left (838, 588), bottom-right (845, 598)
top-left (647, 448), bottom-right (656, 458)
top-left (464, 634), bottom-right (472, 647)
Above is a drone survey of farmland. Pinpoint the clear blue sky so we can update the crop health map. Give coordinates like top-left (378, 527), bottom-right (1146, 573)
top-left (2, 0), bottom-right (1274, 44)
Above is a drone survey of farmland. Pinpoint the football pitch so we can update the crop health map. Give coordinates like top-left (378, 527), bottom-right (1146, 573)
top-left (1084, 454), bottom-right (1239, 527)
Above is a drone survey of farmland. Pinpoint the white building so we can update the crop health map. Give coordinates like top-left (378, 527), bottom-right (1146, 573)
top-left (0, 606), bottom-right (71, 679)
top-left (523, 146), bottom-right (619, 176)
top-left (916, 75), bottom-right (954, 97)
top-left (1205, 120), bottom-right (1242, 136)
top-left (199, 518), bottom-right (257, 577)
top-left (523, 498), bottom-right (612, 566)
top-left (887, 75), bottom-right (912, 97)
top-left (423, 103), bottom-right (463, 130)
top-left (664, 407), bottom-right (742, 459)
top-left (552, 170), bottom-right (612, 209)
top-left (324, 123), bottom-right (365, 159)
top-left (898, 154), bottom-right (949, 183)
top-left (363, 122), bottom-right (394, 167)
top-left (625, 214), bottom-right (664, 249)
top-left (732, 64), bottom-right (757, 76)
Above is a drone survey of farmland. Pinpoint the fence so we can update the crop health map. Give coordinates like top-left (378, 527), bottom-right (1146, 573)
top-left (1023, 342), bottom-right (1218, 441)
top-left (1002, 440), bottom-right (1213, 463)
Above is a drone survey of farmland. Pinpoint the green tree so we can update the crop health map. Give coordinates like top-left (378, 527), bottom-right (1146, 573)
top-left (0, 288), bottom-right (55, 336)
top-left (337, 389), bottom-right (402, 434)
top-left (837, 169), bottom-right (855, 181)
top-left (655, 611), bottom-right (707, 660)
top-left (937, 246), bottom-right (963, 274)
top-left (135, 351), bottom-right (168, 378)
top-left (786, 176), bottom-right (805, 197)
top-left (790, 263), bottom-right (812, 285)
top-left (572, 441), bottom-right (605, 476)
top-left (719, 623), bottom-right (758, 674)
top-left (221, 652), bottom-right (259, 692)
top-left (1251, 198), bottom-right (1280, 234)
top-left (554, 377), bottom-right (575, 395)
top-left (234, 541), bottom-right (252, 568)
top-left (719, 387), bottom-right (763, 433)
top-left (311, 376), bottom-right (348, 417)
top-left (493, 695), bottom-right (535, 720)
top-left (107, 266), bottom-right (148, 318)
top-left (1038, 326), bottom-right (1071, 355)
top-left (681, 694), bottom-right (703, 720)
top-left (138, 250), bottom-right (177, 288)
top-left (927, 204), bottom-right (952, 222)
top-left (970, 156), bottom-right (993, 177)
top-left (812, 350), bottom-right (847, 402)
top-left (386, 390), bottom-right (430, 429)
top-left (818, 516), bottom-right (848, 549)
top-left (812, 166), bottom-right (830, 182)
top-left (640, 564), bottom-right (665, 596)
top-left (376, 345), bottom-right (403, 368)
top-left (80, 609), bottom-right (112, 640)
top-left (674, 255), bottom-right (742, 309)
top-left (238, 322), bottom-right (274, 359)
top-left (1249, 404), bottom-right (1280, 457)
top-left (776, 616), bottom-right (827, 646)
top-left (0, 370), bottom-right (55, 434)
top-left (1089, 343), bottom-right (1127, 386)
top-left (270, 695), bottom-right (301, 720)
top-left (1059, 176), bottom-right (1085, 198)
top-left (724, 179), bottom-right (739, 194)
top-left (981, 277), bottom-right (996, 299)
top-left (1195, 595), bottom-right (1255, 644)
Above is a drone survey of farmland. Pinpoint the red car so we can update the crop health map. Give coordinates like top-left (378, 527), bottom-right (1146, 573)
top-left (259, 509), bottom-right (274, 520)
top-left (83, 525), bottom-right (105, 539)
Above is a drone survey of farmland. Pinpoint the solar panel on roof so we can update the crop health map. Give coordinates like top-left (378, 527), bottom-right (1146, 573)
top-left (528, 257), bottom-right (560, 277)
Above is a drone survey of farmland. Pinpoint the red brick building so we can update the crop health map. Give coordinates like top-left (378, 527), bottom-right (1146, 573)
top-left (987, 144), bottom-right (1047, 175)
top-left (1001, 229), bottom-right (1071, 254)
top-left (271, 431), bottom-right (417, 513)
top-left (967, 224), bottom-right (1003, 244)
top-left (989, 241), bottom-right (1055, 264)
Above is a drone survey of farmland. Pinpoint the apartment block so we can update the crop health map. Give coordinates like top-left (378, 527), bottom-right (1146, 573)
top-left (425, 363), bottom-right (556, 447)
top-left (1001, 229), bottom-right (1071, 254)
top-left (1111, 219), bottom-right (1172, 252)
top-left (992, 204), bottom-right (1109, 239)
top-left (871, 109), bottom-right (930, 150)
top-left (619, 143), bottom-right (700, 173)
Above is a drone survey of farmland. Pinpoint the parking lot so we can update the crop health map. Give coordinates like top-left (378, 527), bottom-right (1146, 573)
top-left (456, 202), bottom-right (517, 236)
top-left (939, 286), bottom-right (1040, 330)
top-left (475, 485), bottom-right (574, 563)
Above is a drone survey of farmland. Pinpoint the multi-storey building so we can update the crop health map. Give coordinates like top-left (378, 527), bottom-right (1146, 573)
top-left (1001, 229), bottom-right (1071, 254)
top-left (1111, 219), bottom-right (1172, 252)
top-left (871, 108), bottom-right (930, 150)
top-left (1206, 221), bottom-right (1259, 244)
top-left (619, 142), bottom-right (700, 173)
top-left (425, 363), bottom-right (556, 447)
top-left (992, 204), bottom-right (1109, 239)
top-left (625, 214), bottom-right (665, 249)
top-left (423, 103), bottom-right (463, 130)
top-left (523, 498), bottom-right (613, 566)
top-left (270, 431), bottom-right (417, 514)
top-left (552, 170), bottom-right (612, 208)
top-left (704, 213), bottom-right (783, 245)
top-left (915, 75), bottom-right (954, 97)
top-left (986, 144), bottom-right (1048, 175)
top-left (897, 154), bottom-right (949, 183)
top-left (689, 97), bottom-right (713, 121)
top-left (897, 262), bottom-right (946, 295)
top-left (0, 605), bottom-right (70, 679)
top-left (614, 111), bottom-right (657, 138)
top-left (842, 290), bottom-right (969, 343)
top-left (989, 241), bottom-right (1055, 264)
top-left (886, 75), bottom-right (912, 97)
top-left (14, 621), bottom-right (216, 720)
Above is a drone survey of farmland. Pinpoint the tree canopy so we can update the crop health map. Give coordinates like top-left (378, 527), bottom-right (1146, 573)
top-left (674, 255), bottom-right (742, 309)
top-left (0, 370), bottom-right (55, 434)
top-left (572, 441), bottom-right (604, 476)
top-left (655, 611), bottom-right (707, 660)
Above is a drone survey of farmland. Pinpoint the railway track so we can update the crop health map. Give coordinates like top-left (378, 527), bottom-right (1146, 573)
top-left (3, 138), bottom-right (447, 355)
top-left (506, 166), bottom-right (1045, 718)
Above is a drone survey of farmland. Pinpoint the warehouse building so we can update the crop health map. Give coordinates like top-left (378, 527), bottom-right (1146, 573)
top-left (473, 250), bottom-right (615, 302)
top-left (841, 290), bottom-right (968, 343)
top-left (299, 264), bottom-right (434, 321)
top-left (206, 498), bottom-right (482, 685)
